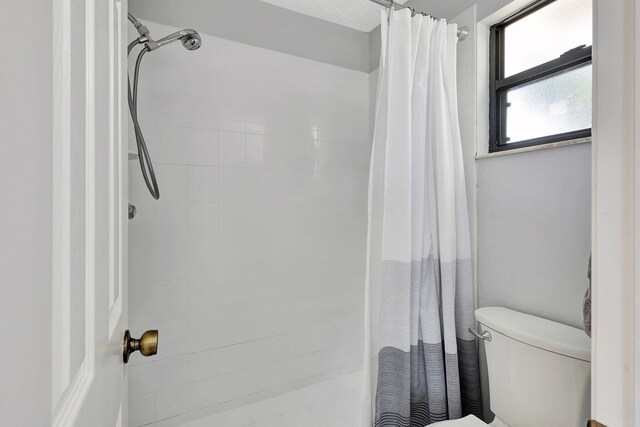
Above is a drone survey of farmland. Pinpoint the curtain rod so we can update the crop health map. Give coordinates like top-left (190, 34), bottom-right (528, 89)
top-left (368, 0), bottom-right (469, 41)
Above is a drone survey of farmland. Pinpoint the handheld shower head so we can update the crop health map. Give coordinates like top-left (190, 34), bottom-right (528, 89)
top-left (181, 33), bottom-right (202, 51)
top-left (149, 29), bottom-right (202, 51)
top-left (127, 14), bottom-right (202, 200)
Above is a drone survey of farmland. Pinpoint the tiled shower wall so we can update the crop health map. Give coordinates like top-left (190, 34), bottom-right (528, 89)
top-left (127, 22), bottom-right (370, 426)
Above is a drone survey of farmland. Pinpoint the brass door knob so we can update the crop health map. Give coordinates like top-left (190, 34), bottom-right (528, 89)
top-left (123, 329), bottom-right (158, 363)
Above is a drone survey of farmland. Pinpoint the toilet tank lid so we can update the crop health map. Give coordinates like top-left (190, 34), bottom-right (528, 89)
top-left (476, 307), bottom-right (591, 362)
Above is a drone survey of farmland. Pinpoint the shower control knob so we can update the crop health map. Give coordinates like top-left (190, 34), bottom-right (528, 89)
top-left (123, 329), bottom-right (158, 363)
top-left (128, 204), bottom-right (137, 220)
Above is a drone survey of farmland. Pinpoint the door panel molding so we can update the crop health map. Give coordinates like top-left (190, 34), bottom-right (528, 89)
top-left (52, 0), bottom-right (97, 424)
top-left (107, 0), bottom-right (126, 341)
top-left (51, 0), bottom-right (128, 425)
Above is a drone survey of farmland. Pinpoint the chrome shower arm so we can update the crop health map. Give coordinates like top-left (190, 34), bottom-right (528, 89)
top-left (128, 13), bottom-right (150, 38)
top-left (126, 15), bottom-right (201, 52)
top-left (153, 29), bottom-right (200, 50)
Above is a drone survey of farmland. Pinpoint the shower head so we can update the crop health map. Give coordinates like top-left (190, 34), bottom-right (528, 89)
top-left (181, 33), bottom-right (202, 51)
top-left (148, 29), bottom-right (202, 51)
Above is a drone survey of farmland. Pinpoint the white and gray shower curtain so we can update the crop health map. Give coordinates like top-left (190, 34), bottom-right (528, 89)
top-left (361, 9), bottom-right (481, 427)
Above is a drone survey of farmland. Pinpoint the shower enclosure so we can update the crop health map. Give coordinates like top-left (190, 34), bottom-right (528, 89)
top-left (126, 16), bottom-right (370, 426)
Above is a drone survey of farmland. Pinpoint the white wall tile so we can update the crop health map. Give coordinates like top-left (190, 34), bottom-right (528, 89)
top-left (156, 125), bottom-right (188, 165)
top-left (212, 406), bottom-right (253, 427)
top-left (129, 21), bottom-right (369, 423)
top-left (291, 347), bottom-right (341, 381)
top-left (129, 242), bottom-right (157, 284)
top-left (129, 203), bottom-right (156, 243)
top-left (129, 393), bottom-right (155, 427)
top-left (292, 325), bottom-right (340, 356)
top-left (154, 317), bottom-right (190, 362)
top-left (188, 276), bottom-right (220, 318)
top-left (189, 376), bottom-right (224, 410)
top-left (156, 241), bottom-right (190, 281)
top-left (156, 414), bottom-right (191, 427)
top-left (188, 166), bottom-right (219, 203)
top-left (156, 203), bottom-right (188, 242)
top-left (128, 362), bottom-right (157, 398)
top-left (189, 349), bottom-right (220, 381)
top-left (155, 165), bottom-right (188, 202)
top-left (246, 170), bottom-right (300, 203)
top-left (188, 128), bottom-right (219, 166)
top-left (189, 239), bottom-right (219, 277)
top-left (339, 338), bottom-right (364, 369)
top-left (219, 131), bottom-right (247, 167)
top-left (217, 370), bottom-right (262, 403)
top-left (246, 134), bottom-right (267, 168)
top-left (129, 280), bottom-right (188, 326)
top-left (218, 203), bottom-right (247, 239)
top-left (130, 165), bottom-right (158, 203)
top-left (156, 355), bottom-right (192, 390)
top-left (219, 167), bottom-right (247, 202)
top-left (218, 238), bottom-right (246, 280)
top-left (191, 116), bottom-right (220, 131)
top-left (188, 312), bottom-right (222, 353)
top-left (188, 204), bottom-right (218, 240)
top-left (217, 335), bottom-right (293, 375)
top-left (219, 119), bottom-right (246, 133)
top-left (246, 122), bottom-right (265, 135)
top-left (156, 109), bottom-right (192, 128)
top-left (156, 384), bottom-right (192, 421)
top-left (254, 415), bottom-right (286, 427)
top-left (246, 398), bottom-right (283, 423)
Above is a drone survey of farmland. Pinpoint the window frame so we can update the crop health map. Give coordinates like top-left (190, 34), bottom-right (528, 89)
top-left (489, 0), bottom-right (593, 153)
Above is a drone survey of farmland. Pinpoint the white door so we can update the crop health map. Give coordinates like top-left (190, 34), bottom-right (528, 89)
top-left (591, 0), bottom-right (640, 425)
top-left (51, 0), bottom-right (130, 425)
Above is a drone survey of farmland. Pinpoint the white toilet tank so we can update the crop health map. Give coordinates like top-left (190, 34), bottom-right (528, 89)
top-left (476, 307), bottom-right (591, 427)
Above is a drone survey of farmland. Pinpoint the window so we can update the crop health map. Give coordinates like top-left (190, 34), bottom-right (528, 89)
top-left (489, 0), bottom-right (592, 152)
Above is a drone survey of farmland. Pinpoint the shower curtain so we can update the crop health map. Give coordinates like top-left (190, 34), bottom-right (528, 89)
top-left (361, 9), bottom-right (481, 427)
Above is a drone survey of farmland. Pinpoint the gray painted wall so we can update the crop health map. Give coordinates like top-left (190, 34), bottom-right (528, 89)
top-left (129, 0), bottom-right (370, 72)
top-left (477, 143), bottom-right (592, 329)
top-left (369, 26), bottom-right (382, 72)
top-left (0, 0), bottom-right (52, 425)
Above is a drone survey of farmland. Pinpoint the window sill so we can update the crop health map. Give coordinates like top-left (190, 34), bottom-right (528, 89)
top-left (475, 136), bottom-right (592, 160)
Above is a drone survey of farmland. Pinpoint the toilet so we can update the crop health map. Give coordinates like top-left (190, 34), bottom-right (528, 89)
top-left (434, 307), bottom-right (592, 427)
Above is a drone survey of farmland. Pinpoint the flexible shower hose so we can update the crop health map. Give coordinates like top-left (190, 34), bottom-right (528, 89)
top-left (128, 40), bottom-right (160, 200)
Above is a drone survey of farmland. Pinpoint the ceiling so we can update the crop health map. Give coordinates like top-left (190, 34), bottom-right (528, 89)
top-left (404, 0), bottom-right (479, 21)
top-left (258, 0), bottom-right (408, 33)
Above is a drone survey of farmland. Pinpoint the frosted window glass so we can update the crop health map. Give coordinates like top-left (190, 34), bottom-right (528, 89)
top-left (505, 63), bottom-right (592, 143)
top-left (504, 0), bottom-right (592, 77)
